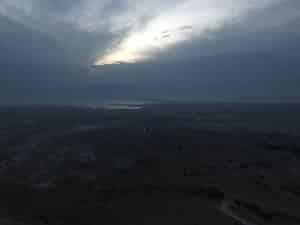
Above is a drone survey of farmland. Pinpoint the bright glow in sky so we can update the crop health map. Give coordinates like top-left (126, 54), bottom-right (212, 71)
top-left (95, 0), bottom-right (272, 65)
top-left (0, 0), bottom-right (281, 66)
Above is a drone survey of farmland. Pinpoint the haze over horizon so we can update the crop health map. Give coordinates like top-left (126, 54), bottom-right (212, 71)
top-left (0, 0), bottom-right (300, 105)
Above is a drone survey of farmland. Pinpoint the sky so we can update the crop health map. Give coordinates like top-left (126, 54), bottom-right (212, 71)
top-left (0, 0), bottom-right (300, 105)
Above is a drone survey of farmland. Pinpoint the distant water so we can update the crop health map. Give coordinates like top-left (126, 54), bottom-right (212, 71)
top-left (69, 101), bottom-right (300, 135)
top-left (87, 100), bottom-right (154, 110)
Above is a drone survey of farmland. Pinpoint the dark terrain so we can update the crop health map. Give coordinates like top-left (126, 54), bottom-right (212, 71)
top-left (0, 102), bottom-right (300, 225)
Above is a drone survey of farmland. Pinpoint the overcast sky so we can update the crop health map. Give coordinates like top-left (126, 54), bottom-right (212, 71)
top-left (0, 0), bottom-right (300, 105)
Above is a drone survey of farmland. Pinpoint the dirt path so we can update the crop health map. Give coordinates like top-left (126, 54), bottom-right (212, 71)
top-left (219, 200), bottom-right (263, 225)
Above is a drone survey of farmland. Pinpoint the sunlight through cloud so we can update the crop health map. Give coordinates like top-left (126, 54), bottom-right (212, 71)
top-left (95, 0), bottom-right (276, 65)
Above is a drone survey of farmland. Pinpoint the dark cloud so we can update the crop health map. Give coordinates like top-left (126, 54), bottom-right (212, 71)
top-left (162, 34), bottom-right (171, 39)
top-left (0, 0), bottom-right (300, 104)
top-left (154, 1), bottom-right (300, 61)
top-left (178, 25), bottom-right (193, 31)
top-left (37, 0), bottom-right (83, 12)
top-left (0, 15), bottom-right (66, 65)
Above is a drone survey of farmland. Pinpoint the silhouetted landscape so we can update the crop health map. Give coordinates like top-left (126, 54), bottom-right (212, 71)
top-left (0, 102), bottom-right (300, 225)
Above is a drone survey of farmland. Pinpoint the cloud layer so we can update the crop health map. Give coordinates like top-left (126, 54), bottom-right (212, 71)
top-left (1, 0), bottom-right (299, 65)
top-left (0, 0), bottom-right (300, 104)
